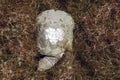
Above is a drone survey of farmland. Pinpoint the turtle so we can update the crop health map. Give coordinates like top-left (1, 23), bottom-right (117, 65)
top-left (36, 9), bottom-right (74, 71)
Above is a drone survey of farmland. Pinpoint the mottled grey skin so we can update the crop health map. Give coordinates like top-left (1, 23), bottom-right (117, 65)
top-left (37, 9), bottom-right (74, 71)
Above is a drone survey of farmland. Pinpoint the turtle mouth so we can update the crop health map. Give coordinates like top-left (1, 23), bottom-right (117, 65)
top-left (35, 52), bottom-right (56, 61)
top-left (35, 52), bottom-right (46, 61)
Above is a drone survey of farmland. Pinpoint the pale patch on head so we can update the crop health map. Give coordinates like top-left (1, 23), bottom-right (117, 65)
top-left (44, 27), bottom-right (64, 44)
